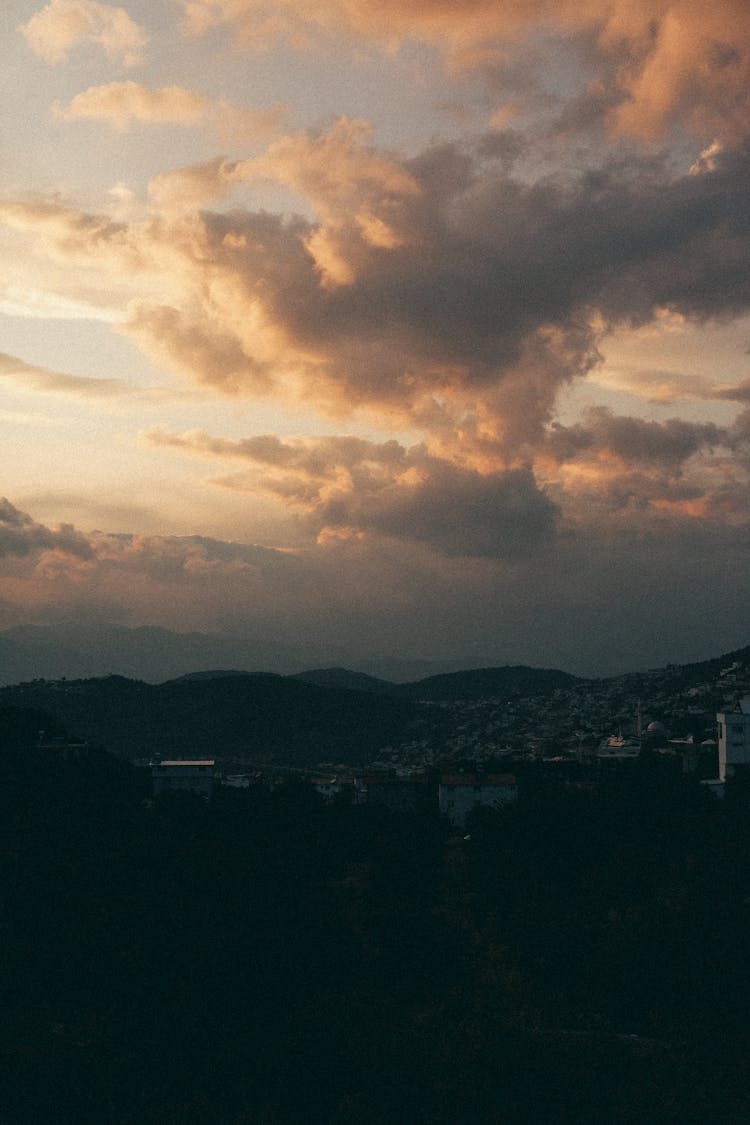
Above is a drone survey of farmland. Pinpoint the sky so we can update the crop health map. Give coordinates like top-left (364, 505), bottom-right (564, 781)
top-left (1, 0), bottom-right (750, 678)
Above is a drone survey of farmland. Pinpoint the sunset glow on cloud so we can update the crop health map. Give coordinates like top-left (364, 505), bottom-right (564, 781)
top-left (3, 0), bottom-right (750, 675)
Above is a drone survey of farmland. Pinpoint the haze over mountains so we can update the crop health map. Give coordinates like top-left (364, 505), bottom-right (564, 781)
top-left (1, 621), bottom-right (745, 689)
top-left (0, 623), bottom-right (458, 687)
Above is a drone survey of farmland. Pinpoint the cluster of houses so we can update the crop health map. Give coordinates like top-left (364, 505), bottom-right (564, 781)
top-left (145, 693), bottom-right (750, 818)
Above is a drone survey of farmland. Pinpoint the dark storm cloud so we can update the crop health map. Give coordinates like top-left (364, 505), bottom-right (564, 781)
top-left (315, 464), bottom-right (558, 559)
top-left (546, 408), bottom-right (724, 470)
top-left (146, 428), bottom-right (557, 558)
top-left (0, 498), bottom-right (93, 559)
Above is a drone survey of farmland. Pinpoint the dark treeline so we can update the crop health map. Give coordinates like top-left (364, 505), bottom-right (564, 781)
top-left (3, 737), bottom-right (750, 1122)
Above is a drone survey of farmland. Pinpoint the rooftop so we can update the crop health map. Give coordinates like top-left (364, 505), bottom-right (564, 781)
top-left (156, 760), bottom-right (216, 768)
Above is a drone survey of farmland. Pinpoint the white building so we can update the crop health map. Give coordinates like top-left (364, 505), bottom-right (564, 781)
top-left (438, 773), bottom-right (517, 828)
top-left (152, 760), bottom-right (215, 799)
top-left (717, 697), bottom-right (750, 781)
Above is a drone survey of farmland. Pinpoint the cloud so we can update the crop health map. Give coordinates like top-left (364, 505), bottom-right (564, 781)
top-left (55, 82), bottom-right (208, 129)
top-left (177, 1), bottom-right (750, 142)
top-left (0, 499), bottom-right (339, 642)
top-left (0, 352), bottom-right (193, 408)
top-left (2, 495), bottom-right (750, 677)
top-left (4, 123), bottom-right (750, 534)
top-left (713, 377), bottom-right (750, 405)
top-left (0, 200), bottom-right (138, 270)
top-left (546, 408), bottom-right (723, 471)
top-left (0, 498), bottom-right (94, 560)
top-left (21, 0), bottom-right (147, 67)
top-left (54, 81), bottom-right (288, 140)
top-left (0, 284), bottom-right (121, 322)
top-left (591, 367), bottom-right (750, 407)
top-left (145, 427), bottom-right (558, 558)
top-left (230, 117), bottom-right (422, 284)
top-left (147, 158), bottom-right (235, 215)
top-left (0, 352), bottom-right (129, 398)
top-left (538, 407), bottom-right (742, 524)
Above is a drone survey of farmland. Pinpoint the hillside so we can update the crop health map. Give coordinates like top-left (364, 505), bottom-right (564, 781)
top-left (2, 642), bottom-right (749, 770)
top-left (0, 674), bottom-right (416, 766)
top-left (400, 665), bottom-right (582, 701)
top-left (290, 667), bottom-right (402, 694)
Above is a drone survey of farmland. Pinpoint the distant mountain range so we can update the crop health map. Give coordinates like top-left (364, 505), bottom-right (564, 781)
top-left (1, 628), bottom-right (748, 768)
top-left (178, 663), bottom-right (580, 700)
top-left (0, 624), bottom-right (452, 686)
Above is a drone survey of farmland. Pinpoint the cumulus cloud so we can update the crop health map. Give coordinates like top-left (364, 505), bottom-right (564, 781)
top-left (147, 158), bottom-right (235, 215)
top-left (54, 81), bottom-right (288, 140)
top-left (0, 496), bottom-right (296, 604)
top-left (546, 408), bottom-right (723, 471)
top-left (538, 407), bottom-right (743, 524)
top-left (231, 117), bottom-right (422, 284)
top-left (0, 498), bottom-right (93, 560)
top-left (145, 427), bottom-right (558, 558)
top-left (21, 0), bottom-right (147, 67)
top-left (55, 82), bottom-right (208, 129)
top-left (4, 121), bottom-right (750, 547)
top-left (177, 1), bottom-right (750, 142)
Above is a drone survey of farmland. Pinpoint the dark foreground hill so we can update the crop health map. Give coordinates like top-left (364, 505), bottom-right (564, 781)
top-left (399, 664), bottom-right (582, 701)
top-left (4, 729), bottom-right (750, 1123)
top-left (0, 662), bottom-right (585, 765)
top-left (291, 666), bottom-right (403, 694)
top-left (0, 674), bottom-right (416, 765)
top-left (2, 642), bottom-right (748, 768)
top-left (292, 664), bottom-right (581, 700)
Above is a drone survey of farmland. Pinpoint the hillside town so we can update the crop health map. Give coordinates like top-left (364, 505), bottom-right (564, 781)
top-left (7, 645), bottom-right (750, 1125)
top-left (145, 650), bottom-right (750, 822)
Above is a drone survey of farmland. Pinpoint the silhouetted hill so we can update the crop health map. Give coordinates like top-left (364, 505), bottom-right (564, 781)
top-left (0, 624), bottom-right (306, 684)
top-left (169, 669), bottom-right (261, 683)
top-left (665, 644), bottom-right (750, 686)
top-left (291, 667), bottom-right (401, 694)
top-left (0, 674), bottom-right (416, 766)
top-left (400, 665), bottom-right (582, 701)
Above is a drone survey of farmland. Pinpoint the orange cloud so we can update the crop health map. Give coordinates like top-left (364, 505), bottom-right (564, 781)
top-left (55, 82), bottom-right (208, 129)
top-left (54, 81), bottom-right (288, 141)
top-left (3, 117), bottom-right (750, 512)
top-left (177, 1), bottom-right (750, 141)
top-left (21, 0), bottom-right (147, 67)
top-left (232, 118), bottom-right (421, 284)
